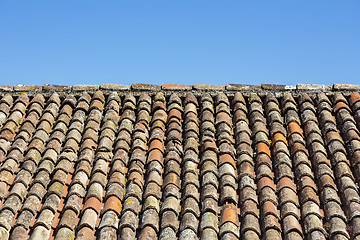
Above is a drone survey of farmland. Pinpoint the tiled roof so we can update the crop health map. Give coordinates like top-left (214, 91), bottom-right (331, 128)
top-left (0, 84), bottom-right (359, 239)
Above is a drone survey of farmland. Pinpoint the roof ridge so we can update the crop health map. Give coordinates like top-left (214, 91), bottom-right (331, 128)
top-left (0, 84), bottom-right (359, 100)
top-left (0, 83), bottom-right (359, 93)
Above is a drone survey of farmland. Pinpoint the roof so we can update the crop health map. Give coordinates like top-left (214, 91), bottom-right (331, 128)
top-left (0, 83), bottom-right (359, 239)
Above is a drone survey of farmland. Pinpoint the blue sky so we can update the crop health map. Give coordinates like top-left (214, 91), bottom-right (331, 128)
top-left (0, 1), bottom-right (359, 86)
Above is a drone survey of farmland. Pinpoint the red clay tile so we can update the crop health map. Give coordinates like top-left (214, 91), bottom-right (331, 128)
top-left (219, 154), bottom-right (236, 167)
top-left (216, 112), bottom-right (231, 125)
top-left (290, 142), bottom-right (309, 156)
top-left (152, 110), bottom-right (167, 124)
top-left (299, 176), bottom-right (318, 192)
top-left (202, 141), bottom-right (217, 152)
top-left (287, 122), bottom-right (303, 137)
top-left (262, 201), bottom-right (280, 219)
top-left (152, 101), bottom-right (166, 112)
top-left (256, 142), bottom-right (271, 157)
top-left (167, 108), bottom-right (182, 121)
top-left (233, 109), bottom-right (248, 124)
top-left (139, 226), bottom-right (157, 239)
top-left (103, 196), bottom-right (122, 215)
top-left (300, 187), bottom-right (320, 205)
top-left (350, 92), bottom-right (360, 106)
top-left (334, 101), bottom-right (351, 113)
top-left (90, 99), bottom-right (104, 111)
top-left (278, 177), bottom-right (297, 192)
top-left (149, 139), bottom-right (164, 153)
top-left (148, 149), bottom-right (163, 163)
top-left (272, 132), bottom-right (288, 146)
top-left (163, 172), bottom-right (180, 188)
top-left (143, 182), bottom-right (162, 199)
top-left (241, 199), bottom-right (259, 217)
top-left (83, 197), bottom-right (102, 214)
top-left (220, 204), bottom-right (239, 226)
top-left (255, 153), bottom-right (272, 169)
top-left (257, 177), bottom-right (276, 192)
top-left (238, 162), bottom-right (255, 179)
top-left (76, 226), bottom-right (94, 240)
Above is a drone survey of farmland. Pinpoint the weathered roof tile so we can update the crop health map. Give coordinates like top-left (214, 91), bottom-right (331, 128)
top-left (43, 84), bottom-right (71, 91)
top-left (100, 83), bottom-right (130, 90)
top-left (162, 83), bottom-right (192, 90)
top-left (193, 84), bottom-right (225, 90)
top-left (132, 83), bottom-right (161, 90)
top-left (0, 86), bottom-right (358, 238)
top-left (14, 85), bottom-right (42, 92)
top-left (72, 84), bottom-right (99, 91)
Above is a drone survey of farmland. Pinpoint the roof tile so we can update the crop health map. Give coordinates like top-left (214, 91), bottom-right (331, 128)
top-left (226, 84), bottom-right (261, 91)
top-left (14, 85), bottom-right (42, 92)
top-left (193, 84), bottom-right (225, 90)
top-left (162, 83), bottom-right (192, 90)
top-left (100, 83), bottom-right (130, 90)
top-left (297, 84), bottom-right (331, 91)
top-left (72, 84), bottom-right (99, 91)
top-left (131, 83), bottom-right (161, 90)
top-left (334, 83), bottom-right (360, 90)
top-left (262, 84), bottom-right (296, 90)
top-left (0, 86), bottom-right (358, 238)
top-left (43, 84), bottom-right (71, 92)
top-left (0, 86), bottom-right (13, 92)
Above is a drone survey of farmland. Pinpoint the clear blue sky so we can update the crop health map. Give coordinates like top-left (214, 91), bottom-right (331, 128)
top-left (0, 1), bottom-right (359, 86)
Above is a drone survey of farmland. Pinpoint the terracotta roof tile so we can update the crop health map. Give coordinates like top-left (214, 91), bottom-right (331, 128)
top-left (0, 86), bottom-right (359, 238)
